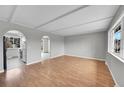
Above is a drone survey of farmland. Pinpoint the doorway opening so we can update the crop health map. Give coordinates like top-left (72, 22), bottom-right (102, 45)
top-left (3, 30), bottom-right (27, 70)
top-left (41, 36), bottom-right (51, 60)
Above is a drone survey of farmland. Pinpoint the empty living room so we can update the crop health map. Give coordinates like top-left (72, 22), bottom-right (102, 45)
top-left (0, 1), bottom-right (124, 92)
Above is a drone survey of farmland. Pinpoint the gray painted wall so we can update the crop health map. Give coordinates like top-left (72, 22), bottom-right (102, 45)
top-left (0, 6), bottom-right (123, 87)
top-left (106, 53), bottom-right (124, 86)
top-left (0, 21), bottom-right (64, 70)
top-left (106, 6), bottom-right (124, 86)
top-left (64, 31), bottom-right (107, 60)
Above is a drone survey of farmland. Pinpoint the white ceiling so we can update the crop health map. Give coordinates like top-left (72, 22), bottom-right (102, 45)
top-left (0, 5), bottom-right (119, 36)
top-left (0, 6), bottom-right (15, 21)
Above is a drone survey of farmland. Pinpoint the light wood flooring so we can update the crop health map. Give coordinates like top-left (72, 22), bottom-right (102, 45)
top-left (0, 55), bottom-right (115, 87)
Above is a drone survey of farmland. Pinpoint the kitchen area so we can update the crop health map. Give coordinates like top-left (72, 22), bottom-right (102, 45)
top-left (4, 30), bottom-right (27, 70)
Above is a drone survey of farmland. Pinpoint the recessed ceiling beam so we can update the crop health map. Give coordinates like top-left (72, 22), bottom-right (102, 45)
top-left (50, 16), bottom-right (114, 32)
top-left (8, 5), bottom-right (17, 22)
top-left (34, 5), bottom-right (89, 29)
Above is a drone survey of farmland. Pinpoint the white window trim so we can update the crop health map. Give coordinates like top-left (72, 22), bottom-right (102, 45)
top-left (108, 17), bottom-right (124, 63)
top-left (109, 52), bottom-right (124, 63)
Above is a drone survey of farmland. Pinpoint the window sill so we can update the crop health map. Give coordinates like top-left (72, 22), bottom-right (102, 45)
top-left (108, 52), bottom-right (124, 63)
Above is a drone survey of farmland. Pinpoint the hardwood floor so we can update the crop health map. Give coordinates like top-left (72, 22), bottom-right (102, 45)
top-left (0, 55), bottom-right (115, 87)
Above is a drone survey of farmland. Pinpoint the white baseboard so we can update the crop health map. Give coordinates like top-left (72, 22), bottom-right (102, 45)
top-left (64, 54), bottom-right (105, 61)
top-left (114, 84), bottom-right (120, 87)
top-left (0, 69), bottom-right (4, 73)
top-left (26, 54), bottom-right (105, 66)
top-left (26, 59), bottom-right (43, 65)
top-left (27, 54), bottom-right (64, 65)
top-left (50, 53), bottom-right (64, 59)
top-left (105, 61), bottom-right (119, 87)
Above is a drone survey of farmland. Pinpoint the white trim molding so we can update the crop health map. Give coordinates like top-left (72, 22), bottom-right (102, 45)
top-left (26, 53), bottom-right (105, 66)
top-left (26, 54), bottom-right (64, 65)
top-left (109, 52), bottom-right (124, 63)
top-left (105, 61), bottom-right (119, 87)
top-left (50, 53), bottom-right (64, 59)
top-left (26, 59), bottom-right (43, 65)
top-left (114, 84), bottom-right (120, 87)
top-left (64, 54), bottom-right (105, 61)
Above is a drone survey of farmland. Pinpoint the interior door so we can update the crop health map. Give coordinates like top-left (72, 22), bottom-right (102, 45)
top-left (3, 36), bottom-right (7, 70)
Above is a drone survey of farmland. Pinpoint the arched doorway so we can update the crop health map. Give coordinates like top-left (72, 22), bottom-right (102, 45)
top-left (3, 30), bottom-right (27, 70)
top-left (41, 36), bottom-right (51, 60)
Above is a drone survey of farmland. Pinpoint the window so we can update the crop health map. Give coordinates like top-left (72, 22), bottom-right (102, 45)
top-left (5, 37), bottom-right (20, 48)
top-left (114, 25), bottom-right (121, 53)
top-left (108, 19), bottom-right (124, 61)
